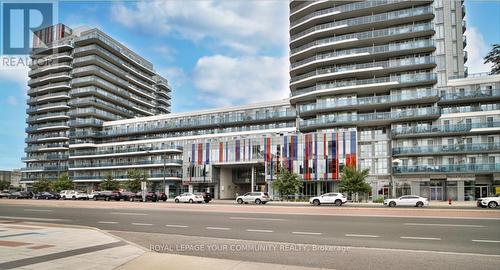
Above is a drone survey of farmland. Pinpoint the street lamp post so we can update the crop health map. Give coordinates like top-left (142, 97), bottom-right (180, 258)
top-left (163, 152), bottom-right (166, 195)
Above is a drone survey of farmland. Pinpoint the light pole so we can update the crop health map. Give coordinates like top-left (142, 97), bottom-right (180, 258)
top-left (163, 152), bottom-right (167, 195)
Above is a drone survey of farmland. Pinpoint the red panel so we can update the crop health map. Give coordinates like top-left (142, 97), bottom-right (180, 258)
top-left (219, 142), bottom-right (223, 162)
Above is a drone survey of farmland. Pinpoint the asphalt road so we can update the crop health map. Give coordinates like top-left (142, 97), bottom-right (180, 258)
top-left (0, 203), bottom-right (499, 269)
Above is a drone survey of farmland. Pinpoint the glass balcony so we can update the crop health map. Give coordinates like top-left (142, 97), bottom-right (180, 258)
top-left (22, 166), bottom-right (68, 172)
top-left (299, 107), bottom-right (440, 129)
top-left (26, 101), bottom-right (70, 113)
top-left (393, 164), bottom-right (500, 174)
top-left (26, 122), bottom-right (70, 133)
top-left (69, 119), bottom-right (104, 127)
top-left (71, 173), bottom-right (182, 181)
top-left (291, 23), bottom-right (433, 56)
top-left (292, 73), bottom-right (437, 97)
top-left (29, 63), bottom-right (72, 77)
top-left (71, 159), bottom-right (183, 168)
top-left (32, 39), bottom-right (73, 55)
top-left (439, 89), bottom-right (500, 102)
top-left (71, 145), bottom-right (183, 157)
top-left (393, 142), bottom-right (500, 156)
top-left (25, 143), bottom-right (69, 152)
top-left (25, 134), bottom-right (68, 143)
top-left (291, 56), bottom-right (435, 84)
top-left (27, 92), bottom-right (70, 104)
top-left (392, 121), bottom-right (500, 137)
top-left (299, 89), bottom-right (438, 114)
top-left (441, 104), bottom-right (500, 114)
top-left (29, 52), bottom-right (73, 68)
top-left (23, 154), bottom-right (69, 162)
top-left (291, 6), bottom-right (433, 42)
top-left (291, 39), bottom-right (435, 70)
top-left (28, 72), bottom-right (71, 86)
top-left (27, 112), bottom-right (70, 123)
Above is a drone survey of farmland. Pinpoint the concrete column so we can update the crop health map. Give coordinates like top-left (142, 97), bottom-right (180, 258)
top-left (411, 181), bottom-right (420, 196)
top-left (251, 166), bottom-right (255, 192)
top-left (188, 185), bottom-right (193, 193)
top-left (164, 184), bottom-right (169, 197)
top-left (457, 180), bottom-right (465, 201)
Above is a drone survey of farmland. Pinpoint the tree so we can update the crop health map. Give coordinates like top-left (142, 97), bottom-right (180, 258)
top-left (100, 172), bottom-right (120, 191)
top-left (272, 168), bottom-right (302, 200)
top-left (32, 179), bottom-right (51, 193)
top-left (339, 165), bottom-right (371, 202)
top-left (484, 44), bottom-right (500, 74)
top-left (50, 173), bottom-right (74, 192)
top-left (0, 180), bottom-right (10, 191)
top-left (125, 169), bottom-right (148, 193)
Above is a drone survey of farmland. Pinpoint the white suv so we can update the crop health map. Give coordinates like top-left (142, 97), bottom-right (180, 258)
top-left (60, 190), bottom-right (88, 200)
top-left (477, 195), bottom-right (500, 208)
top-left (309, 193), bottom-right (347, 206)
top-left (236, 192), bottom-right (270, 204)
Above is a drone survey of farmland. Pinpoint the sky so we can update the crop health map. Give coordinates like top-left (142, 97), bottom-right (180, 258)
top-left (0, 0), bottom-right (499, 170)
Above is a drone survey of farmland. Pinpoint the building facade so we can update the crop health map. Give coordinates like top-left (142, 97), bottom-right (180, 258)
top-left (21, 1), bottom-right (500, 200)
top-left (23, 24), bottom-right (171, 183)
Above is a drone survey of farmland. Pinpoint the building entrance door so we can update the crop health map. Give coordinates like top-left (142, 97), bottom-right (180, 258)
top-left (475, 186), bottom-right (489, 198)
top-left (430, 186), bottom-right (443, 200)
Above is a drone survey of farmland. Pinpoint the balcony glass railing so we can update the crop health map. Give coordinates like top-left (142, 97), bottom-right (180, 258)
top-left (292, 6), bottom-right (432, 41)
top-left (69, 119), bottom-right (104, 127)
top-left (22, 166), bottom-right (68, 172)
top-left (393, 164), bottom-right (500, 174)
top-left (72, 159), bottom-right (183, 168)
top-left (26, 122), bottom-right (69, 132)
top-left (69, 96), bottom-right (148, 116)
top-left (441, 104), bottom-right (500, 114)
top-left (26, 101), bottom-right (70, 113)
top-left (72, 145), bottom-right (183, 157)
top-left (27, 112), bottom-right (69, 122)
top-left (292, 73), bottom-right (436, 97)
top-left (300, 107), bottom-right (440, 128)
top-left (28, 72), bottom-right (71, 86)
top-left (25, 143), bottom-right (69, 152)
top-left (291, 0), bottom-right (406, 25)
top-left (299, 89), bottom-right (438, 113)
top-left (28, 92), bottom-right (70, 104)
top-left (23, 154), bottom-right (69, 161)
top-left (291, 39), bottom-right (434, 69)
top-left (291, 23), bottom-right (433, 55)
top-left (393, 142), bottom-right (500, 155)
top-left (71, 173), bottom-right (182, 180)
top-left (440, 89), bottom-right (500, 101)
top-left (291, 56), bottom-right (434, 83)
top-left (392, 121), bottom-right (500, 136)
top-left (29, 63), bottom-right (72, 77)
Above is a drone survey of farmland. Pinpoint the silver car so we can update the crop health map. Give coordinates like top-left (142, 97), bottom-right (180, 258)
top-left (236, 192), bottom-right (270, 204)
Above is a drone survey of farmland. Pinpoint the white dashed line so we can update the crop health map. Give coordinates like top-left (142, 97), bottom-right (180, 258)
top-left (0, 216), bottom-right (69, 222)
top-left (400, 236), bottom-right (441, 241)
top-left (345, 234), bottom-right (380, 238)
top-left (404, 223), bottom-right (484, 228)
top-left (97, 221), bottom-right (118, 224)
top-left (292, 231), bottom-right (323, 235)
top-left (131, 223), bottom-right (153, 226)
top-left (110, 212), bottom-right (148, 216)
top-left (246, 229), bottom-right (274, 233)
top-left (472, 239), bottom-right (500, 243)
top-left (206, 227), bottom-right (231, 231)
top-left (23, 209), bottom-right (53, 212)
top-left (230, 217), bottom-right (285, 221)
top-left (166, 224), bottom-right (189, 228)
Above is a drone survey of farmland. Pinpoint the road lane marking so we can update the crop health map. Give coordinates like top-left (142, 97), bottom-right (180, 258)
top-left (206, 227), bottom-right (231, 231)
top-left (23, 209), bottom-right (53, 212)
top-left (345, 234), bottom-right (380, 238)
top-left (472, 239), bottom-right (500, 243)
top-left (110, 212), bottom-right (148, 216)
top-left (292, 231), bottom-right (322, 235)
top-left (97, 221), bottom-right (118, 224)
top-left (404, 223), bottom-right (484, 228)
top-left (165, 224), bottom-right (189, 228)
top-left (0, 216), bottom-right (70, 222)
top-left (246, 229), bottom-right (274, 233)
top-left (400, 236), bottom-right (441, 241)
top-left (131, 223), bottom-right (153, 226)
top-left (230, 217), bottom-right (285, 221)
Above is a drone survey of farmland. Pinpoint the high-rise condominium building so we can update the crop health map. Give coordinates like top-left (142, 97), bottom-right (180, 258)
top-left (22, 24), bottom-right (171, 183)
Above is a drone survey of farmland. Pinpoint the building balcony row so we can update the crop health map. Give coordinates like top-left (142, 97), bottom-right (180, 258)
top-left (69, 159), bottom-right (183, 170)
top-left (393, 163), bottom-right (500, 174)
top-left (70, 145), bottom-right (183, 159)
top-left (27, 92), bottom-right (70, 105)
top-left (291, 6), bottom-right (433, 45)
top-left (391, 121), bottom-right (500, 138)
top-left (32, 39), bottom-right (73, 57)
top-left (26, 112), bottom-right (70, 124)
top-left (392, 142), bottom-right (500, 156)
top-left (298, 89), bottom-right (439, 116)
top-left (291, 73), bottom-right (437, 102)
top-left (21, 166), bottom-right (68, 173)
top-left (26, 102), bottom-right (70, 114)
top-left (25, 143), bottom-right (69, 153)
top-left (25, 122), bottom-right (70, 133)
top-left (29, 51), bottom-right (73, 69)
top-left (438, 89), bottom-right (500, 104)
top-left (28, 72), bottom-right (71, 87)
top-left (290, 23), bottom-right (434, 59)
top-left (25, 133), bottom-right (68, 143)
top-left (290, 39), bottom-right (435, 73)
top-left (71, 173), bottom-right (182, 181)
top-left (299, 107), bottom-right (440, 130)
top-left (22, 154), bottom-right (69, 162)
top-left (29, 63), bottom-right (72, 78)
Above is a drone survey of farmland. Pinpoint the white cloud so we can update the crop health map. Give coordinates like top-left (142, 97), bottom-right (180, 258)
top-left (111, 0), bottom-right (289, 54)
top-left (159, 66), bottom-right (188, 88)
top-left (6, 96), bottom-right (18, 106)
top-left (0, 64), bottom-right (29, 87)
top-left (193, 55), bottom-right (289, 107)
top-left (465, 27), bottom-right (493, 73)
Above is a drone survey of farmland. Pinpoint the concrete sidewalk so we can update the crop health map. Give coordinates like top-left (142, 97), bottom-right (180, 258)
top-left (118, 252), bottom-right (330, 270)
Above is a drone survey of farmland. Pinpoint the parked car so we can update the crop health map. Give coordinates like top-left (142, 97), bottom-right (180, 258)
top-left (174, 193), bottom-right (204, 203)
top-left (236, 192), bottom-right (270, 204)
top-left (477, 195), bottom-right (500, 208)
top-left (92, 191), bottom-right (120, 201)
top-left (384, 195), bottom-right (429, 207)
top-left (60, 190), bottom-right (88, 200)
top-left (88, 191), bottom-right (99, 200)
top-left (8, 191), bottom-right (33, 199)
top-left (35, 192), bottom-right (60, 200)
top-left (309, 193), bottom-right (347, 206)
top-left (0, 190), bottom-right (11, 198)
top-left (195, 192), bottom-right (211, 203)
top-left (156, 192), bottom-right (168, 202)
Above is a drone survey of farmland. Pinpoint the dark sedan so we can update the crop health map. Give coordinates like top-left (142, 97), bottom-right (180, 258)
top-left (8, 191), bottom-right (33, 199)
top-left (35, 192), bottom-right (60, 200)
top-left (92, 191), bottom-right (121, 201)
